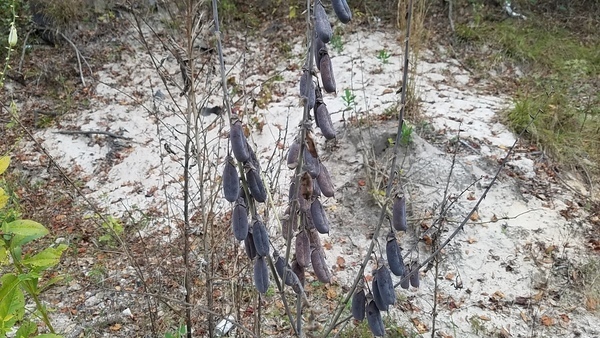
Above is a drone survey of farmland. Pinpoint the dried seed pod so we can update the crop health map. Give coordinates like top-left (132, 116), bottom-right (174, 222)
top-left (244, 230), bottom-right (257, 260)
top-left (409, 265), bottom-right (420, 288)
top-left (254, 256), bottom-right (270, 294)
top-left (230, 116), bottom-right (250, 162)
top-left (295, 230), bottom-right (311, 267)
top-left (366, 299), bottom-right (385, 337)
top-left (313, 177), bottom-right (322, 197)
top-left (287, 139), bottom-right (301, 169)
top-left (314, 1), bottom-right (332, 43)
top-left (311, 247), bottom-right (332, 283)
top-left (310, 198), bottom-right (330, 234)
top-left (376, 266), bottom-right (396, 306)
top-left (246, 167), bottom-right (267, 203)
top-left (386, 233), bottom-right (405, 277)
top-left (400, 267), bottom-right (410, 290)
top-left (392, 195), bottom-right (407, 231)
top-left (371, 277), bottom-right (388, 311)
top-left (252, 219), bottom-right (270, 257)
top-left (304, 149), bottom-right (320, 178)
top-left (315, 101), bottom-right (336, 139)
top-left (291, 259), bottom-right (305, 293)
top-left (314, 36), bottom-right (327, 70)
top-left (300, 172), bottom-right (314, 201)
top-left (319, 52), bottom-right (336, 93)
top-left (316, 163), bottom-right (335, 197)
top-left (299, 70), bottom-right (315, 109)
top-left (305, 132), bottom-right (319, 159)
top-left (331, 0), bottom-right (352, 24)
top-left (222, 156), bottom-right (240, 203)
top-left (274, 252), bottom-right (295, 286)
top-left (308, 227), bottom-right (322, 250)
top-left (231, 198), bottom-right (248, 241)
top-left (351, 289), bottom-right (366, 321)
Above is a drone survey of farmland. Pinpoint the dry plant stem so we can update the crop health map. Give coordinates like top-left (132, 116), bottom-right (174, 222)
top-left (394, 111), bottom-right (540, 288)
top-left (321, 1), bottom-right (416, 336)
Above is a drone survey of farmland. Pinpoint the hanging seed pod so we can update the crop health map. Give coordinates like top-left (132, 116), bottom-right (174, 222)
top-left (376, 266), bottom-right (396, 306)
top-left (274, 252), bottom-right (295, 286)
top-left (304, 212), bottom-right (315, 230)
top-left (314, 35), bottom-right (327, 70)
top-left (230, 116), bottom-right (250, 163)
top-left (366, 299), bottom-right (385, 337)
top-left (314, 1), bottom-right (332, 43)
top-left (319, 52), bottom-right (337, 93)
top-left (244, 230), bottom-right (257, 260)
top-left (287, 139), bottom-right (301, 169)
top-left (400, 267), bottom-right (410, 289)
top-left (409, 264), bottom-right (420, 288)
top-left (386, 232), bottom-right (405, 277)
top-left (371, 276), bottom-right (388, 311)
top-left (308, 227), bottom-right (322, 250)
top-left (252, 219), bottom-right (270, 258)
top-left (311, 246), bottom-right (332, 283)
top-left (313, 177), bottom-right (322, 197)
top-left (331, 0), bottom-right (352, 24)
top-left (231, 198), bottom-right (248, 241)
top-left (222, 156), bottom-right (240, 203)
top-left (304, 149), bottom-right (320, 178)
top-left (254, 256), bottom-right (270, 294)
top-left (316, 163), bottom-right (335, 197)
top-left (291, 259), bottom-right (305, 293)
top-left (300, 172), bottom-right (314, 201)
top-left (305, 132), bottom-right (319, 159)
top-left (247, 144), bottom-right (261, 172)
top-left (246, 166), bottom-right (267, 203)
top-left (310, 198), bottom-right (330, 234)
top-left (299, 69), bottom-right (315, 109)
top-left (315, 101), bottom-right (336, 140)
top-left (351, 288), bottom-right (367, 321)
top-left (392, 195), bottom-right (408, 231)
top-left (295, 230), bottom-right (311, 267)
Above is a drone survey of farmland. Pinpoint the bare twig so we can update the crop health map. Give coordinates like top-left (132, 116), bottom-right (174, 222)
top-left (54, 130), bottom-right (133, 140)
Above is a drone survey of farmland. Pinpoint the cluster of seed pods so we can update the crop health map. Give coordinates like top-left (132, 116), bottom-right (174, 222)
top-left (351, 195), bottom-right (420, 336)
top-left (223, 114), bottom-right (273, 294)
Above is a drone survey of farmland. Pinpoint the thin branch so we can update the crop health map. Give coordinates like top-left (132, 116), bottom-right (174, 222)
top-left (54, 130), bottom-right (133, 140)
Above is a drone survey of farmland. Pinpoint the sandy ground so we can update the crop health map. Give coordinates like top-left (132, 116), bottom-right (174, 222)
top-left (11, 16), bottom-right (599, 338)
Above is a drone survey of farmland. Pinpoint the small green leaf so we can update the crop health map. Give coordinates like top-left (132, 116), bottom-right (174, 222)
top-left (22, 244), bottom-right (67, 270)
top-left (15, 320), bottom-right (37, 338)
top-left (0, 188), bottom-right (8, 209)
top-left (0, 156), bottom-right (10, 175)
top-left (0, 274), bottom-right (25, 322)
top-left (4, 220), bottom-right (48, 248)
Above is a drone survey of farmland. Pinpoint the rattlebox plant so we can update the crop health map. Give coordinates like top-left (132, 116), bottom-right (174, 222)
top-left (0, 156), bottom-right (66, 337)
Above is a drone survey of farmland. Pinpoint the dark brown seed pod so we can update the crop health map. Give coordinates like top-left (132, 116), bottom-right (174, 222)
top-left (308, 227), bottom-right (322, 250)
top-left (300, 172), bottom-right (314, 201)
top-left (295, 230), bottom-right (311, 267)
top-left (351, 289), bottom-right (366, 321)
top-left (222, 156), bottom-right (240, 202)
top-left (244, 230), bottom-right (257, 260)
top-left (304, 149), bottom-right (320, 178)
top-left (366, 299), bottom-right (385, 337)
top-left (311, 247), bottom-right (332, 283)
top-left (246, 167), bottom-right (267, 203)
top-left (371, 277), bottom-right (388, 311)
top-left (376, 266), bottom-right (396, 306)
top-left (254, 256), bottom-right (270, 294)
top-left (314, 35), bottom-right (327, 70)
top-left (400, 267), bottom-right (410, 289)
top-left (409, 265), bottom-right (420, 288)
top-left (314, 1), bottom-right (332, 43)
top-left (287, 139), bottom-right (301, 169)
top-left (281, 207), bottom-right (298, 241)
top-left (315, 101), bottom-right (336, 139)
top-left (273, 252), bottom-right (295, 286)
top-left (231, 199), bottom-right (248, 241)
top-left (252, 219), bottom-right (270, 257)
top-left (386, 233), bottom-right (405, 277)
top-left (331, 0), bottom-right (352, 24)
top-left (230, 116), bottom-right (250, 163)
top-left (392, 195), bottom-right (408, 231)
top-left (310, 198), bottom-right (330, 234)
top-left (305, 133), bottom-right (319, 159)
top-left (316, 163), bottom-right (335, 197)
top-left (319, 52), bottom-right (337, 93)
top-left (291, 259), bottom-right (305, 293)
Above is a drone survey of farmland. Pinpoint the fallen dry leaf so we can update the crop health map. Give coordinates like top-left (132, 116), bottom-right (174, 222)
top-left (470, 211), bottom-right (480, 221)
top-left (467, 237), bottom-right (477, 244)
top-left (336, 256), bottom-right (346, 269)
top-left (491, 214), bottom-right (498, 222)
top-left (445, 272), bottom-right (455, 280)
top-left (479, 315), bottom-right (491, 321)
top-left (326, 287), bottom-right (337, 300)
top-left (520, 311), bottom-right (530, 322)
top-left (110, 323), bottom-right (122, 331)
top-left (541, 315), bottom-right (555, 326)
top-left (560, 313), bottom-right (570, 323)
top-left (493, 291), bottom-right (505, 299)
top-left (411, 317), bottom-right (429, 333)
